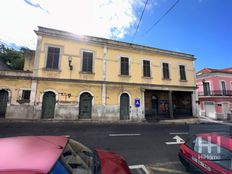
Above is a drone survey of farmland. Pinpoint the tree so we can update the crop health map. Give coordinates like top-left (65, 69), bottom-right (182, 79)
top-left (0, 44), bottom-right (25, 70)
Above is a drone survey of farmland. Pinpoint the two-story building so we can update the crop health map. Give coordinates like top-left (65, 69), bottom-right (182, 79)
top-left (0, 26), bottom-right (197, 121)
top-left (197, 68), bottom-right (232, 120)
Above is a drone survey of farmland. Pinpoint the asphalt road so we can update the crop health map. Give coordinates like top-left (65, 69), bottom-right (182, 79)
top-left (0, 121), bottom-right (230, 174)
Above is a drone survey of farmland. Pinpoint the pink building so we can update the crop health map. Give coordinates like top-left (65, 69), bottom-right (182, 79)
top-left (196, 67), bottom-right (232, 120)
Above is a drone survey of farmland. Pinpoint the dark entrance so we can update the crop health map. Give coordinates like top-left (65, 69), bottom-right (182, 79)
top-left (172, 91), bottom-right (192, 117)
top-left (0, 90), bottom-right (8, 118)
top-left (151, 95), bottom-right (158, 116)
top-left (41, 91), bottom-right (56, 119)
top-left (145, 90), bottom-right (169, 120)
top-left (79, 92), bottom-right (92, 119)
top-left (120, 93), bottom-right (130, 120)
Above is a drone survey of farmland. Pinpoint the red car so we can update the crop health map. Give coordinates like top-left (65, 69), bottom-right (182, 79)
top-left (0, 136), bottom-right (131, 174)
top-left (179, 133), bottom-right (232, 174)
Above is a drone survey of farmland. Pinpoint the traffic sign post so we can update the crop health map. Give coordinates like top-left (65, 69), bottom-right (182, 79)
top-left (134, 98), bottom-right (140, 107)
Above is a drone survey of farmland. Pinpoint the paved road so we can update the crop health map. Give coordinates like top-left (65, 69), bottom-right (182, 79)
top-left (0, 121), bottom-right (230, 173)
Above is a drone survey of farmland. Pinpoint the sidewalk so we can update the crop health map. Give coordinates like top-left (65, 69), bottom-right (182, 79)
top-left (0, 116), bottom-right (200, 125)
top-left (199, 116), bottom-right (232, 126)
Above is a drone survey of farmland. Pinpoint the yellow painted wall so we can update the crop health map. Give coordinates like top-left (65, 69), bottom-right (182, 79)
top-left (35, 81), bottom-right (102, 105)
top-left (24, 56), bottom-right (34, 71)
top-left (34, 35), bottom-right (195, 88)
top-left (106, 47), bottom-right (195, 87)
top-left (106, 84), bottom-right (142, 105)
top-left (0, 79), bottom-right (31, 105)
top-left (36, 36), bottom-right (103, 81)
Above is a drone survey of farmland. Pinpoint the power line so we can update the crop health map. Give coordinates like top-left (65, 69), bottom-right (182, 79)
top-left (143, 0), bottom-right (180, 35)
top-left (132, 0), bottom-right (149, 42)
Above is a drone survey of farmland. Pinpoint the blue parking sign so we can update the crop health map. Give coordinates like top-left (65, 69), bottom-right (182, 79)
top-left (134, 98), bottom-right (140, 107)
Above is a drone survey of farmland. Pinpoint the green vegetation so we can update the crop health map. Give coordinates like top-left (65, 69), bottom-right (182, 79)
top-left (0, 44), bottom-right (26, 70)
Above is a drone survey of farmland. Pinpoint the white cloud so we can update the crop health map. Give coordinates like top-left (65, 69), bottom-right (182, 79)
top-left (0, 0), bottom-right (150, 49)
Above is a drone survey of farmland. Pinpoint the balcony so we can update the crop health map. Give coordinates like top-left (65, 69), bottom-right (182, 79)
top-left (198, 90), bottom-right (232, 96)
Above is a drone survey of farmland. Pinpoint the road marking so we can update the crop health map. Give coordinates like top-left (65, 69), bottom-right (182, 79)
top-left (165, 135), bottom-right (185, 145)
top-left (169, 132), bottom-right (188, 135)
top-left (129, 164), bottom-right (150, 174)
top-left (109, 133), bottom-right (141, 137)
top-left (149, 166), bottom-right (187, 174)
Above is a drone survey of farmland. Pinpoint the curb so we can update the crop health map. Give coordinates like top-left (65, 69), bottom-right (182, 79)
top-left (0, 117), bottom-right (200, 125)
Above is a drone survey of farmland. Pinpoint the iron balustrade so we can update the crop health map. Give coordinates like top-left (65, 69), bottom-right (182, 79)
top-left (198, 90), bottom-right (232, 96)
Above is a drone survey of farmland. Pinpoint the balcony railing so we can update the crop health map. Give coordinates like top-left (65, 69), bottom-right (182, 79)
top-left (198, 90), bottom-right (232, 96)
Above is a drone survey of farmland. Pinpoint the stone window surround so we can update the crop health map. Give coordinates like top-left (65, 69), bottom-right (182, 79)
top-left (18, 88), bottom-right (31, 100)
top-left (43, 44), bottom-right (63, 71)
top-left (118, 55), bottom-right (131, 77)
top-left (160, 61), bottom-right (171, 80)
top-left (80, 49), bottom-right (96, 74)
top-left (178, 64), bottom-right (187, 81)
top-left (141, 58), bottom-right (153, 78)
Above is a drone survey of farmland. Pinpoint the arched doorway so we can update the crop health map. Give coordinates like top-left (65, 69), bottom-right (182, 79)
top-left (41, 91), bottom-right (56, 119)
top-left (120, 93), bottom-right (130, 120)
top-left (0, 90), bottom-right (8, 118)
top-left (79, 92), bottom-right (92, 119)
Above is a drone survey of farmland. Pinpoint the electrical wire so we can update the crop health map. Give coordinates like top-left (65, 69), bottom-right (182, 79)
top-left (131, 0), bottom-right (149, 42)
top-left (143, 0), bottom-right (180, 35)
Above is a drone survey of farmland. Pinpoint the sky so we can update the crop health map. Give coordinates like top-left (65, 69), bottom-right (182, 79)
top-left (0, 0), bottom-right (232, 71)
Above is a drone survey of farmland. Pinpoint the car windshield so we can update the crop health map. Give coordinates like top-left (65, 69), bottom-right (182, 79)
top-left (53, 139), bottom-right (100, 174)
top-left (186, 135), bottom-right (232, 170)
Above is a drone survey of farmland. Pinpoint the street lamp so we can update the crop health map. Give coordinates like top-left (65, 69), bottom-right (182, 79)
top-left (68, 56), bottom-right (73, 70)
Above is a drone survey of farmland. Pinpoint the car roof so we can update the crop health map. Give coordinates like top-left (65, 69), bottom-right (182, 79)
top-left (197, 133), bottom-right (232, 150)
top-left (0, 136), bottom-right (68, 173)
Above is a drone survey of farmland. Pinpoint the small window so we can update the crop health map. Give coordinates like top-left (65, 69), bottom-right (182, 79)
top-left (143, 60), bottom-right (151, 77)
top-left (22, 90), bottom-right (31, 102)
top-left (46, 47), bottom-right (60, 69)
top-left (162, 63), bottom-right (170, 79)
top-left (82, 51), bottom-right (93, 72)
top-left (121, 57), bottom-right (129, 75)
top-left (179, 65), bottom-right (186, 80)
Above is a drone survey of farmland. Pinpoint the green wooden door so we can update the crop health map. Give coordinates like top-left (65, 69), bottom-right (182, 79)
top-left (120, 93), bottom-right (129, 120)
top-left (79, 93), bottom-right (92, 119)
top-left (41, 92), bottom-right (56, 119)
top-left (0, 90), bottom-right (8, 118)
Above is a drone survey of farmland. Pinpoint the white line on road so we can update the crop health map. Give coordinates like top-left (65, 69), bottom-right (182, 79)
top-left (109, 133), bottom-right (141, 137)
top-left (169, 132), bottom-right (189, 135)
top-left (129, 164), bottom-right (150, 174)
top-left (165, 135), bottom-right (185, 145)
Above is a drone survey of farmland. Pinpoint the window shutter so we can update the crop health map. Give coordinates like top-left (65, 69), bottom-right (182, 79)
top-left (163, 63), bottom-right (169, 79)
top-left (143, 60), bottom-right (151, 77)
top-left (82, 51), bottom-right (93, 72)
top-left (121, 57), bottom-right (129, 75)
top-left (179, 65), bottom-right (186, 80)
top-left (46, 47), bottom-right (60, 69)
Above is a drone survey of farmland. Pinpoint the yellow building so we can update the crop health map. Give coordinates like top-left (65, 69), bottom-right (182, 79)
top-left (0, 26), bottom-right (197, 121)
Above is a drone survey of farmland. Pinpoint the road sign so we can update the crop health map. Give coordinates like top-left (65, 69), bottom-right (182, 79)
top-left (134, 98), bottom-right (140, 107)
top-left (165, 135), bottom-right (185, 145)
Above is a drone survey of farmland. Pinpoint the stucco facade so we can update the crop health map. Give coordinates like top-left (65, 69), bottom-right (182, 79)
top-left (0, 26), bottom-right (197, 121)
top-left (197, 68), bottom-right (232, 120)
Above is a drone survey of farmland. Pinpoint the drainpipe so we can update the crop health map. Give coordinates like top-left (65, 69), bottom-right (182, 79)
top-left (102, 45), bottom-right (107, 117)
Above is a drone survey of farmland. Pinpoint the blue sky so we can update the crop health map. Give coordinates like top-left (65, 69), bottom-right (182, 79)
top-left (122, 0), bottom-right (232, 71)
top-left (0, 0), bottom-right (231, 71)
